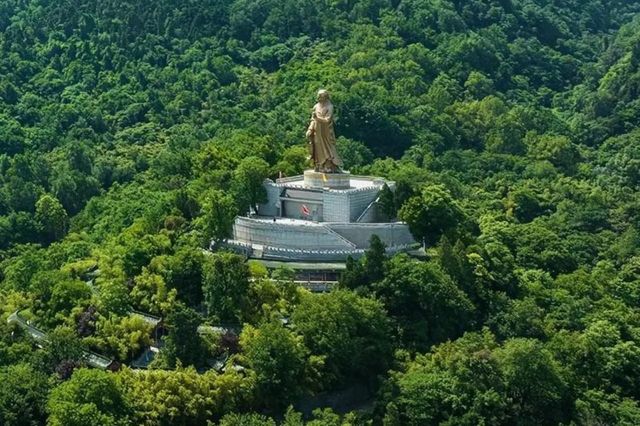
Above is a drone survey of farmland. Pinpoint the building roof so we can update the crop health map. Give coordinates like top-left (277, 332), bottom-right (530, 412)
top-left (7, 310), bottom-right (115, 369)
top-left (273, 174), bottom-right (389, 192)
top-left (257, 259), bottom-right (347, 270)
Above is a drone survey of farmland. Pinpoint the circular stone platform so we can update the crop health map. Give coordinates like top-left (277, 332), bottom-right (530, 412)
top-left (303, 170), bottom-right (351, 189)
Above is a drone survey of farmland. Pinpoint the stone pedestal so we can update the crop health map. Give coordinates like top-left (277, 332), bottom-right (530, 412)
top-left (303, 170), bottom-right (351, 189)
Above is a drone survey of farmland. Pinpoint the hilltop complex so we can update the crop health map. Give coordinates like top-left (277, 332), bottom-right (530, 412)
top-left (228, 170), bottom-right (418, 263)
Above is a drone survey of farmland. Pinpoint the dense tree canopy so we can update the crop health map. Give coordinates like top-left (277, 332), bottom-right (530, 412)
top-left (1, 0), bottom-right (640, 423)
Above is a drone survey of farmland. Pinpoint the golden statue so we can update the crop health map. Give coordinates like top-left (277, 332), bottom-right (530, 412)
top-left (306, 89), bottom-right (343, 173)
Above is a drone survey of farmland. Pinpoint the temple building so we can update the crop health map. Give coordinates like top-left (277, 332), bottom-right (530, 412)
top-left (226, 170), bottom-right (418, 265)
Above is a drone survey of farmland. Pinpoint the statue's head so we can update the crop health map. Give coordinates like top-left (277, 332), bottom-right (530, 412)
top-left (317, 89), bottom-right (330, 102)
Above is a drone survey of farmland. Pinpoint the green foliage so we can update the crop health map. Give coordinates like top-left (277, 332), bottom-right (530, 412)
top-left (383, 331), bottom-right (505, 426)
top-left (363, 234), bottom-right (386, 283)
top-left (339, 235), bottom-right (387, 291)
top-left (119, 228), bottom-right (172, 277)
top-left (377, 183), bottom-right (396, 221)
top-left (46, 278), bottom-right (92, 326)
top-left (131, 268), bottom-right (176, 316)
top-left (0, 363), bottom-right (49, 426)
top-left (275, 146), bottom-right (309, 177)
top-left (96, 276), bottom-right (130, 316)
top-left (495, 338), bottom-right (568, 423)
top-left (87, 314), bottom-right (152, 361)
top-left (399, 184), bottom-right (467, 244)
top-left (1, 0), bottom-right (640, 423)
top-left (219, 412), bottom-right (276, 426)
top-left (162, 304), bottom-right (205, 368)
top-left (202, 252), bottom-right (250, 323)
top-left (336, 137), bottom-right (374, 171)
top-left (292, 289), bottom-right (392, 386)
top-left (339, 255), bottom-right (367, 290)
top-left (505, 187), bottom-right (549, 223)
top-left (528, 134), bottom-right (581, 174)
top-left (383, 330), bottom-right (569, 425)
top-left (195, 189), bottom-right (238, 246)
top-left (240, 321), bottom-right (319, 409)
top-left (575, 389), bottom-right (640, 425)
top-left (153, 248), bottom-right (206, 307)
top-left (35, 194), bottom-right (69, 244)
top-left (233, 156), bottom-right (270, 213)
top-left (375, 254), bottom-right (475, 350)
top-left (118, 367), bottom-right (254, 426)
top-left (47, 369), bottom-right (130, 426)
top-left (35, 326), bottom-right (87, 377)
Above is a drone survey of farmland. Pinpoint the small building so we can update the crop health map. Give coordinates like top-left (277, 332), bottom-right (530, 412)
top-left (7, 310), bottom-right (119, 371)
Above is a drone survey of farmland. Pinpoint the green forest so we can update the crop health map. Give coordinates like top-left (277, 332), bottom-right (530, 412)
top-left (1, 0), bottom-right (640, 424)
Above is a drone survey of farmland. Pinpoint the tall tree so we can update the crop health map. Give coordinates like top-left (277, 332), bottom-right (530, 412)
top-left (162, 303), bottom-right (205, 368)
top-left (292, 289), bottom-right (392, 386)
top-left (195, 190), bottom-right (238, 247)
top-left (47, 369), bottom-right (130, 426)
top-left (202, 252), bottom-right (250, 323)
top-left (377, 183), bottom-right (397, 221)
top-left (232, 156), bottom-right (270, 214)
top-left (35, 194), bottom-right (68, 244)
top-left (240, 321), bottom-right (318, 409)
top-left (374, 254), bottom-right (475, 350)
top-left (363, 234), bottom-right (387, 284)
top-left (0, 364), bottom-right (49, 426)
top-left (399, 184), bottom-right (467, 245)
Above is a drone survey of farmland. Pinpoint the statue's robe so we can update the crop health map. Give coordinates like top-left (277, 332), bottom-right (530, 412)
top-left (307, 101), bottom-right (343, 172)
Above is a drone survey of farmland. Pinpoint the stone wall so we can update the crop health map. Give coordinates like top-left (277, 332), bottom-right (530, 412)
top-left (282, 199), bottom-right (323, 221)
top-left (262, 246), bottom-right (366, 261)
top-left (322, 192), bottom-right (349, 222)
top-left (260, 177), bottom-right (384, 223)
top-left (233, 217), bottom-right (416, 252)
top-left (346, 188), bottom-right (379, 221)
top-left (303, 170), bottom-right (351, 189)
top-left (356, 199), bottom-right (379, 223)
top-left (328, 222), bottom-right (416, 248)
top-left (321, 187), bottom-right (379, 223)
top-left (233, 217), bottom-right (354, 250)
top-left (225, 241), bottom-right (416, 262)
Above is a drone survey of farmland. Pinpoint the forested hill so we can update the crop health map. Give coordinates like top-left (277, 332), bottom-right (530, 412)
top-left (2, 0), bottom-right (640, 424)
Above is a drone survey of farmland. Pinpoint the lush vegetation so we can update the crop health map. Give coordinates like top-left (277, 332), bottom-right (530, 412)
top-left (2, 0), bottom-right (640, 424)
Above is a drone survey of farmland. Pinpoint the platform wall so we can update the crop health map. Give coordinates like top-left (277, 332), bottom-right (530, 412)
top-left (346, 189), bottom-right (379, 222)
top-left (322, 192), bottom-right (349, 222)
top-left (258, 179), bottom-right (380, 223)
top-left (233, 217), bottom-right (416, 253)
top-left (233, 217), bottom-right (354, 250)
top-left (328, 223), bottom-right (416, 248)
